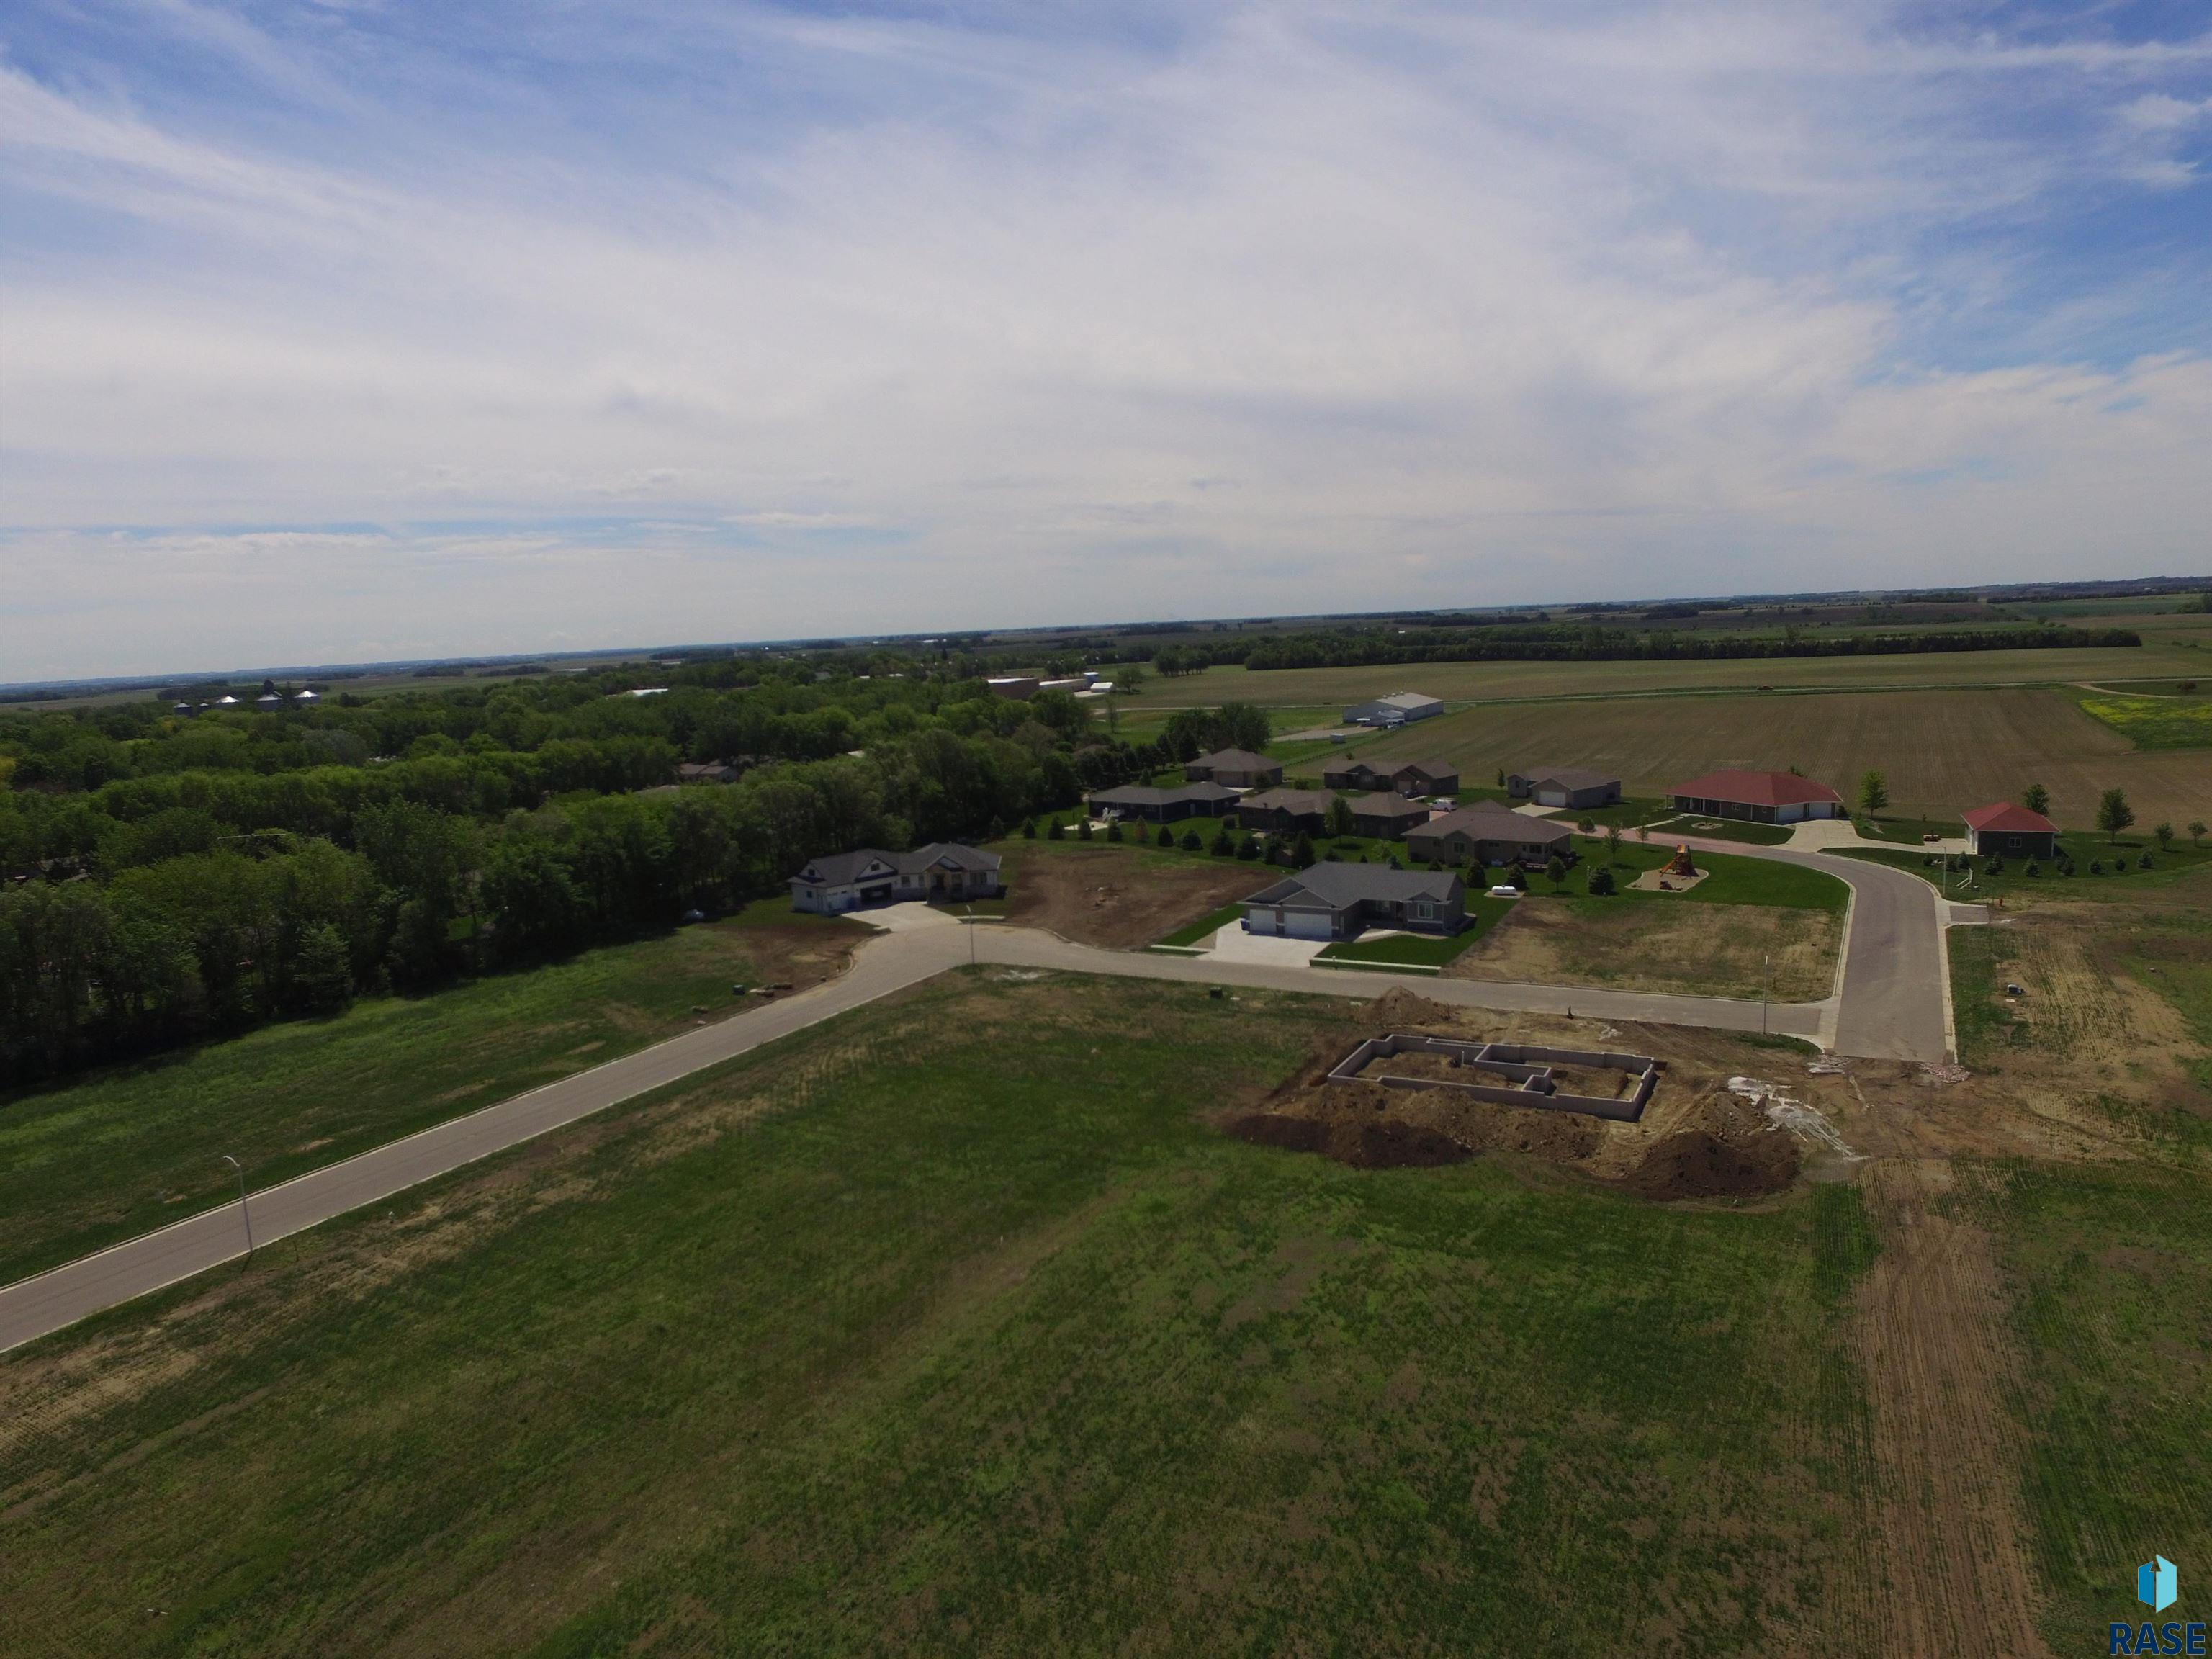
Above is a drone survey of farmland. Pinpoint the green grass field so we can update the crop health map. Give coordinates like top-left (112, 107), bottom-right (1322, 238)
top-left (1573, 842), bottom-right (1849, 912)
top-left (1838, 835), bottom-right (2212, 902)
top-left (1956, 1160), bottom-right (2212, 1650)
top-left (1, 974), bottom-right (1893, 1657)
top-left (0, 904), bottom-right (861, 1285)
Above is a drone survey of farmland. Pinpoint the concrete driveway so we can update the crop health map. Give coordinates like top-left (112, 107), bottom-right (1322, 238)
top-left (1205, 925), bottom-right (1333, 965)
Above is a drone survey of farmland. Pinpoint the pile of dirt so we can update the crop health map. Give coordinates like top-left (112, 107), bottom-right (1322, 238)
top-left (1359, 988), bottom-right (1458, 1030)
top-left (1613, 1130), bottom-right (1798, 1201)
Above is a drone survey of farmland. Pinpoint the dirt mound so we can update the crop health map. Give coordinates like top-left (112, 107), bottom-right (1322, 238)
top-left (1359, 988), bottom-right (1457, 1030)
top-left (1615, 1130), bottom-right (1797, 1201)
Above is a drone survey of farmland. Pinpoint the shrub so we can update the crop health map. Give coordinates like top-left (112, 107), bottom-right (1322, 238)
top-left (1292, 834), bottom-right (1316, 868)
top-left (1129, 821), bottom-right (1148, 844)
top-left (1588, 866), bottom-right (1617, 896)
top-left (1984, 853), bottom-right (2005, 875)
top-left (1105, 821), bottom-right (1123, 842)
top-left (1236, 837), bottom-right (1261, 862)
top-left (1509, 868), bottom-right (1528, 891)
top-left (2024, 860), bottom-right (2040, 878)
top-left (1047, 819), bottom-right (1064, 841)
top-left (1210, 827), bottom-right (1233, 855)
top-left (2138, 853), bottom-right (2153, 870)
top-left (1078, 819), bottom-right (1094, 842)
top-left (1020, 817), bottom-right (1037, 840)
top-left (2090, 859), bottom-right (2104, 874)
top-left (1180, 828), bottom-right (1202, 851)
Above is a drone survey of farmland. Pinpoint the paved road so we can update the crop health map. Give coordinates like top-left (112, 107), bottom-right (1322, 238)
top-left (0, 842), bottom-right (1949, 1353)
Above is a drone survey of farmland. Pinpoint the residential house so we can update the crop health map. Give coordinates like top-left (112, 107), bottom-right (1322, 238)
top-left (1236, 788), bottom-right (1335, 836)
top-left (789, 843), bottom-right (1003, 914)
top-left (677, 760), bottom-right (748, 785)
top-left (1348, 792), bottom-right (1431, 840)
top-left (1341, 691), bottom-right (1444, 727)
top-left (1322, 757), bottom-right (1460, 796)
top-left (1184, 748), bottom-right (1282, 789)
top-left (986, 676), bottom-right (1041, 699)
top-left (1240, 865), bottom-right (1466, 940)
top-left (1668, 769), bottom-right (1845, 824)
top-left (1087, 782), bottom-right (1241, 824)
top-left (1963, 803), bottom-right (2059, 860)
top-left (1507, 767), bottom-right (1622, 810)
top-left (1406, 802), bottom-right (1575, 868)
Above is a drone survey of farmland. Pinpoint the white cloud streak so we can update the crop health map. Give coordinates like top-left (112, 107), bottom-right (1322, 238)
top-left (1, 1), bottom-right (2208, 680)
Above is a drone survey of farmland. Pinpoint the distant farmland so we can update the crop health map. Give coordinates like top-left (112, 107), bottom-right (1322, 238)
top-left (1329, 687), bottom-right (2212, 831)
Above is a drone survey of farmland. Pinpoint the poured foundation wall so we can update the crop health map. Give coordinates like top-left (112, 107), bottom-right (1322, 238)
top-left (1327, 1034), bottom-right (1660, 1123)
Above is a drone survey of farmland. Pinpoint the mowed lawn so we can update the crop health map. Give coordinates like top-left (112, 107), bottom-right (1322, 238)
top-left (0, 906), bottom-right (862, 1285)
top-left (4, 975), bottom-right (1890, 1658)
top-left (1326, 687), bottom-right (2212, 833)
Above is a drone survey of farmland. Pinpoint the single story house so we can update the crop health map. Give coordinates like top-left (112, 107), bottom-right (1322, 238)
top-left (1323, 757), bottom-right (1460, 797)
top-left (1241, 865), bottom-right (1466, 940)
top-left (1407, 803), bottom-right (1575, 868)
top-left (1342, 691), bottom-right (1444, 727)
top-left (1668, 769), bottom-right (1845, 824)
top-left (790, 843), bottom-right (1002, 914)
top-left (1963, 803), bottom-right (2059, 859)
top-left (1184, 748), bottom-right (1282, 789)
top-left (1349, 792), bottom-right (1431, 839)
top-left (677, 760), bottom-right (748, 785)
top-left (986, 676), bottom-right (1040, 699)
top-left (1507, 767), bottom-right (1622, 810)
top-left (1087, 782), bottom-right (1241, 824)
top-left (1237, 788), bottom-right (1336, 836)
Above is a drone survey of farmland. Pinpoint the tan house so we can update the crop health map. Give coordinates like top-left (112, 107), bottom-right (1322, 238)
top-left (1184, 748), bottom-right (1282, 789)
top-left (1237, 788), bottom-right (1334, 836)
top-left (1348, 792), bottom-right (1430, 839)
top-left (1323, 757), bottom-right (1460, 797)
top-left (1406, 803), bottom-right (1574, 868)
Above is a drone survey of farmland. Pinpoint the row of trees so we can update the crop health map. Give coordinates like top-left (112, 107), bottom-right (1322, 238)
top-left (1240, 623), bottom-right (2140, 672)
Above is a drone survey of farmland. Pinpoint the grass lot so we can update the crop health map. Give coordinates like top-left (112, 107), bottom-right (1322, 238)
top-left (1665, 816), bottom-right (1797, 845)
top-left (1584, 842), bottom-right (1851, 912)
top-left (1314, 895), bottom-right (1514, 969)
top-left (0, 903), bottom-right (862, 1285)
top-left (1837, 834), bottom-right (2212, 902)
top-left (1849, 813), bottom-right (1961, 845)
top-left (1956, 1160), bottom-right (2212, 1651)
top-left (1946, 925), bottom-right (2024, 1064)
top-left (1141, 683), bottom-right (2212, 834)
top-left (2076, 694), bottom-right (2212, 750)
top-left (1, 975), bottom-right (1892, 1656)
top-left (1155, 902), bottom-right (1248, 948)
top-left (1540, 794), bottom-right (1675, 829)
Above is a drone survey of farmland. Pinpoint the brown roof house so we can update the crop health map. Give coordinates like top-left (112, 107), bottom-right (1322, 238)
top-left (1323, 757), bottom-right (1460, 797)
top-left (1348, 792), bottom-right (1431, 839)
top-left (1668, 769), bottom-right (1844, 824)
top-left (1962, 803), bottom-right (2059, 859)
top-left (1237, 788), bottom-right (1335, 836)
top-left (1506, 767), bottom-right (1622, 810)
top-left (1184, 748), bottom-right (1282, 789)
top-left (1239, 864), bottom-right (1466, 941)
top-left (1407, 803), bottom-right (1574, 868)
top-left (790, 843), bottom-right (1002, 914)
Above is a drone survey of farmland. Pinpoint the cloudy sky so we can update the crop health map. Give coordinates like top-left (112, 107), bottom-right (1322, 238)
top-left (4, 1), bottom-right (2209, 681)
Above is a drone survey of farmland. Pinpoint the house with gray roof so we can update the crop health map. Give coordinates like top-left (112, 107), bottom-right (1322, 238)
top-left (1087, 781), bottom-right (1240, 824)
top-left (1506, 767), bottom-right (1622, 810)
top-left (1348, 792), bottom-right (1431, 839)
top-left (1236, 788), bottom-right (1335, 836)
top-left (1241, 864), bottom-right (1466, 940)
top-left (1406, 803), bottom-right (1575, 868)
top-left (1323, 757), bottom-right (1460, 797)
top-left (789, 843), bottom-right (1002, 914)
top-left (1184, 748), bottom-right (1281, 788)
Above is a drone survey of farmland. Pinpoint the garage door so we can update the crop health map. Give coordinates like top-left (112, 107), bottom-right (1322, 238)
top-left (1537, 788), bottom-right (1566, 807)
top-left (1283, 910), bottom-right (1334, 940)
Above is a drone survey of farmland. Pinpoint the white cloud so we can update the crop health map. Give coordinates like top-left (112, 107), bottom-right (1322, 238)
top-left (1, 3), bottom-right (2208, 680)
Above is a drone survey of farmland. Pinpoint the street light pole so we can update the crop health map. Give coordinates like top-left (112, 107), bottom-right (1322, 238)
top-left (1762, 953), bottom-right (1771, 1035)
top-left (221, 1154), bottom-right (254, 1263)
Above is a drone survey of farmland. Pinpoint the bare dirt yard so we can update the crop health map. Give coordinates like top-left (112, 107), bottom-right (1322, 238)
top-left (997, 842), bottom-right (1267, 948)
top-left (1444, 894), bottom-right (1841, 1001)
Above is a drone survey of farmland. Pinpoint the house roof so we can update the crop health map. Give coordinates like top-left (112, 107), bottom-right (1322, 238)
top-left (1239, 788), bottom-right (1336, 816)
top-left (1349, 791), bottom-right (1429, 818)
top-left (1245, 864), bottom-right (1461, 911)
top-left (1089, 782), bottom-right (1238, 807)
top-left (794, 842), bottom-right (999, 886)
top-left (1668, 768), bottom-right (1842, 807)
top-left (1190, 748), bottom-right (1277, 773)
top-left (1391, 758), bottom-right (1457, 778)
top-left (1413, 803), bottom-right (1572, 844)
top-left (1514, 765), bottom-right (1617, 791)
top-left (1353, 691), bottom-right (1443, 712)
top-left (1963, 802), bottom-right (2058, 835)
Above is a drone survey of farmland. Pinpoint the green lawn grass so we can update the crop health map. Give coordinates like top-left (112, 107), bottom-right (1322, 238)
top-left (1851, 814), bottom-right (1961, 845)
top-left (1315, 895), bottom-right (1514, 968)
top-left (1154, 901), bottom-right (1249, 948)
top-left (1539, 794), bottom-right (1675, 829)
top-left (1559, 841), bottom-right (1848, 912)
top-left (1835, 835), bottom-right (2212, 901)
top-left (0, 905), bottom-right (862, 1285)
top-left (1945, 925), bottom-right (2024, 1065)
top-left (1665, 815), bottom-right (1798, 845)
top-left (1, 974), bottom-right (1888, 1657)
top-left (1956, 1160), bottom-right (2212, 1651)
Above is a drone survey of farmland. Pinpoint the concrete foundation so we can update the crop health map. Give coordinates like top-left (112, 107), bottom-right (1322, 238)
top-left (1326, 1033), bottom-right (1663, 1122)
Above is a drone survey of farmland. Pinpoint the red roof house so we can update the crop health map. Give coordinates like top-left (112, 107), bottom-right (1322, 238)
top-left (1962, 803), bottom-right (2059, 858)
top-left (1668, 768), bottom-right (1845, 824)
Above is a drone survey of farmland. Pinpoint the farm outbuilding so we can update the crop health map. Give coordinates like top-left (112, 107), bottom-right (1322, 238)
top-left (1341, 691), bottom-right (1444, 728)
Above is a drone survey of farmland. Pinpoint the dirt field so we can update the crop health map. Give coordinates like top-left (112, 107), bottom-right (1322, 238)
top-left (996, 842), bottom-right (1267, 947)
top-left (1444, 894), bottom-right (1842, 1001)
top-left (1322, 685), bottom-right (2211, 832)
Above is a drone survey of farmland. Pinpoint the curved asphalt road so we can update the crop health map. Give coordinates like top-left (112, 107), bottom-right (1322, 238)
top-left (0, 842), bottom-right (1959, 1354)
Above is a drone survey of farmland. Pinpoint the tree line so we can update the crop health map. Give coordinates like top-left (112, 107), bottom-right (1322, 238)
top-left (1239, 623), bottom-right (2140, 672)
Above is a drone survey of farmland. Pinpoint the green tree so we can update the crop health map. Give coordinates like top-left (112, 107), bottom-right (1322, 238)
top-left (1857, 770), bottom-right (1889, 815)
top-left (1604, 825), bottom-right (1622, 865)
top-left (288, 922), bottom-right (355, 1015)
top-left (2190, 820), bottom-right (2207, 847)
top-left (1326, 796), bottom-right (1357, 838)
top-left (2154, 822), bottom-right (2174, 849)
top-left (2096, 788), bottom-right (2134, 842)
top-left (2021, 783), bottom-right (2051, 817)
top-left (1587, 866), bottom-right (1617, 896)
top-left (1292, 834), bottom-right (1316, 868)
top-left (1545, 855), bottom-right (1567, 889)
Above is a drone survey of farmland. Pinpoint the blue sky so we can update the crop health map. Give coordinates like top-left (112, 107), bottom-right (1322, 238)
top-left (3, 1), bottom-right (2209, 680)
